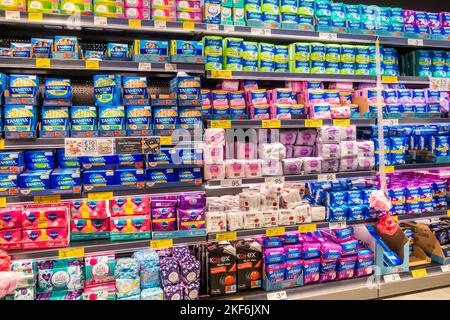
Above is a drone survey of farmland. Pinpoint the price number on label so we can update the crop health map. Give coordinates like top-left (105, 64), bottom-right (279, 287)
top-left (265, 176), bottom-right (285, 185)
top-left (407, 38), bottom-right (424, 46)
top-left (94, 16), bottom-right (107, 26)
top-left (319, 32), bottom-right (337, 41)
top-left (329, 221), bottom-right (346, 229)
top-left (216, 232), bottom-right (237, 241)
top-left (267, 290), bottom-right (287, 300)
top-left (318, 173), bottom-right (336, 182)
top-left (221, 179), bottom-right (242, 188)
top-left (206, 24), bottom-right (219, 31)
top-left (138, 63), bottom-right (152, 71)
top-left (298, 224), bottom-right (317, 233)
top-left (210, 120), bottom-right (231, 129)
top-left (5, 11), bottom-right (20, 21)
top-left (383, 273), bottom-right (401, 283)
top-left (165, 63), bottom-right (177, 72)
top-left (59, 247), bottom-right (85, 259)
top-left (150, 239), bottom-right (173, 249)
top-left (266, 227), bottom-right (285, 237)
top-left (382, 119), bottom-right (399, 126)
top-left (261, 119), bottom-right (281, 129)
top-left (154, 20), bottom-right (166, 30)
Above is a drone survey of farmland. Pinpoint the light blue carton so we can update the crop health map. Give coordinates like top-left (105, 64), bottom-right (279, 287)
top-left (132, 40), bottom-right (168, 63)
top-left (94, 74), bottom-right (122, 107)
top-left (126, 105), bottom-right (152, 130)
top-left (9, 75), bottom-right (39, 98)
top-left (19, 170), bottom-right (51, 191)
top-left (170, 40), bottom-right (204, 63)
top-left (41, 107), bottom-right (70, 132)
top-left (25, 151), bottom-right (54, 170)
top-left (99, 106), bottom-right (125, 131)
top-left (51, 168), bottom-right (81, 190)
top-left (344, 4), bottom-right (361, 29)
top-left (71, 106), bottom-right (98, 131)
top-left (330, 2), bottom-right (345, 28)
top-left (106, 43), bottom-right (130, 61)
top-left (44, 78), bottom-right (71, 100)
top-left (4, 105), bottom-right (37, 132)
top-left (11, 43), bottom-right (31, 58)
top-left (122, 76), bottom-right (148, 101)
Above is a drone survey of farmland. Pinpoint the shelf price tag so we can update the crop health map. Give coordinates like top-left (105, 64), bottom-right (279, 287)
top-left (183, 22), bottom-right (195, 30)
top-left (329, 222), bottom-right (346, 229)
top-left (150, 239), bottom-right (173, 249)
top-left (216, 232), bottom-right (237, 241)
top-left (224, 25), bottom-right (234, 33)
top-left (318, 173), bottom-right (337, 182)
top-left (382, 119), bottom-right (399, 126)
top-left (154, 20), bottom-right (166, 30)
top-left (430, 78), bottom-right (450, 91)
top-left (34, 195), bottom-right (61, 204)
top-left (35, 58), bottom-right (50, 68)
top-left (59, 247), bottom-right (84, 259)
top-left (298, 224), bottom-right (316, 233)
top-left (407, 38), bottom-right (424, 46)
top-left (138, 62), bottom-right (152, 71)
top-left (447, 210), bottom-right (450, 218)
top-left (231, 297), bottom-right (244, 300)
top-left (88, 192), bottom-right (113, 201)
top-left (210, 70), bottom-right (232, 79)
top-left (261, 119), bottom-right (281, 129)
top-left (267, 290), bottom-right (287, 300)
top-left (210, 120), bottom-right (231, 129)
top-left (5, 11), bottom-right (20, 21)
top-left (333, 119), bottom-right (350, 127)
top-left (128, 19), bottom-right (141, 28)
top-left (94, 16), bottom-right (107, 26)
top-left (0, 198), bottom-right (6, 208)
top-left (165, 63), bottom-right (177, 72)
top-left (385, 166), bottom-right (395, 174)
top-left (441, 265), bottom-right (450, 273)
top-left (383, 273), bottom-right (401, 283)
top-left (28, 12), bottom-right (43, 21)
top-left (392, 215), bottom-right (399, 222)
top-left (266, 227), bottom-right (285, 237)
top-left (220, 178), bottom-right (242, 188)
top-left (319, 32), bottom-right (338, 41)
top-left (251, 28), bottom-right (270, 36)
top-left (206, 24), bottom-right (219, 31)
top-left (265, 176), bottom-right (284, 185)
top-left (85, 60), bottom-right (99, 70)
top-left (160, 136), bottom-right (172, 145)
top-left (0, 139), bottom-right (4, 150)
top-left (382, 76), bottom-right (398, 84)
top-left (411, 268), bottom-right (428, 278)
top-left (305, 119), bottom-right (323, 127)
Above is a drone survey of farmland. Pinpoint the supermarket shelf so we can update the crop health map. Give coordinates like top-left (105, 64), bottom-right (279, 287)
top-left (393, 162), bottom-right (450, 171)
top-left (396, 76), bottom-right (430, 85)
top-left (2, 138), bottom-right (65, 150)
top-left (395, 118), bottom-right (450, 125)
top-left (206, 118), bottom-right (375, 129)
top-left (0, 57), bottom-right (204, 75)
top-left (378, 35), bottom-right (450, 49)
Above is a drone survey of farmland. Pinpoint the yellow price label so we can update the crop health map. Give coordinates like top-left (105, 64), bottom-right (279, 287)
top-left (210, 120), bottom-right (231, 129)
top-left (150, 239), bottom-right (173, 249)
top-left (183, 21), bottom-right (195, 30)
top-left (261, 119), bottom-right (281, 129)
top-left (28, 12), bottom-right (43, 21)
top-left (216, 232), bottom-right (237, 241)
top-left (85, 60), bottom-right (99, 69)
top-left (392, 215), bottom-right (399, 222)
top-left (59, 247), bottom-right (85, 259)
top-left (0, 198), bottom-right (6, 208)
top-left (160, 136), bottom-right (172, 145)
top-left (298, 224), bottom-right (317, 233)
top-left (36, 58), bottom-right (50, 68)
top-left (0, 139), bottom-right (4, 150)
top-left (128, 19), bottom-right (141, 28)
top-left (411, 268), bottom-right (428, 278)
top-left (382, 76), bottom-right (399, 84)
top-left (231, 297), bottom-right (244, 300)
top-left (210, 70), bottom-right (232, 78)
top-left (88, 192), bottom-right (114, 201)
top-left (333, 119), bottom-right (350, 127)
top-left (34, 195), bottom-right (61, 204)
top-left (447, 210), bottom-right (450, 217)
top-left (385, 166), bottom-right (395, 173)
top-left (305, 119), bottom-right (323, 128)
top-left (266, 227), bottom-right (285, 237)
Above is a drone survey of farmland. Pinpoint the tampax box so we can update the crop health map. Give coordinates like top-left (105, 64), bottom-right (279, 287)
top-left (114, 168), bottom-right (145, 186)
top-left (83, 169), bottom-right (115, 187)
top-left (169, 75), bottom-right (201, 100)
top-left (21, 204), bottom-right (68, 230)
top-left (145, 168), bottom-right (177, 184)
top-left (80, 156), bottom-right (118, 170)
top-left (24, 150), bottom-right (54, 170)
top-left (117, 154), bottom-right (144, 169)
top-left (0, 174), bottom-right (19, 193)
top-left (19, 170), bottom-right (51, 191)
top-left (235, 239), bottom-right (262, 291)
top-left (0, 151), bottom-right (24, 173)
top-left (207, 241), bottom-right (237, 296)
top-left (50, 168), bottom-right (81, 191)
top-left (22, 227), bottom-right (69, 250)
top-left (4, 105), bottom-right (37, 132)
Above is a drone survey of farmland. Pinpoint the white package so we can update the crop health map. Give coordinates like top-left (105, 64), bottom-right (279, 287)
top-left (227, 211), bottom-right (244, 231)
top-left (340, 125), bottom-right (357, 141)
top-left (321, 158), bottom-right (340, 173)
top-left (244, 159), bottom-right (262, 177)
top-left (261, 182), bottom-right (284, 197)
top-left (281, 188), bottom-right (301, 209)
top-left (225, 159), bottom-right (246, 178)
top-left (340, 156), bottom-right (358, 171)
top-left (358, 156), bottom-right (375, 170)
top-left (317, 143), bottom-right (340, 160)
top-left (239, 192), bottom-right (261, 211)
top-left (243, 211), bottom-right (263, 229)
top-left (317, 126), bottom-right (341, 143)
top-left (258, 143), bottom-right (286, 160)
top-left (303, 157), bottom-right (322, 174)
top-left (206, 212), bottom-right (227, 233)
top-left (261, 160), bottom-right (283, 176)
top-left (262, 211), bottom-right (279, 228)
top-left (278, 209), bottom-right (296, 226)
top-left (285, 183), bottom-right (306, 198)
top-left (204, 164), bottom-right (226, 180)
top-left (261, 194), bottom-right (280, 211)
top-left (295, 203), bottom-right (312, 224)
top-left (340, 141), bottom-right (358, 157)
top-left (282, 158), bottom-right (303, 175)
top-left (311, 205), bottom-right (326, 221)
top-left (204, 128), bottom-right (225, 145)
top-left (357, 140), bottom-right (375, 157)
top-left (204, 145), bottom-right (224, 164)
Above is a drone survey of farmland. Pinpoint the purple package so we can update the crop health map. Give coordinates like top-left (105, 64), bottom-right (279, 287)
top-left (265, 262), bottom-right (286, 282)
top-left (319, 259), bottom-right (337, 283)
top-left (302, 258), bottom-right (320, 284)
top-left (163, 284), bottom-right (183, 300)
top-left (263, 236), bottom-right (283, 248)
top-left (340, 126), bottom-right (356, 141)
top-left (318, 126), bottom-right (341, 143)
top-left (427, 12), bottom-right (441, 28)
top-left (36, 291), bottom-right (83, 300)
top-left (303, 157), bottom-right (322, 174)
top-left (357, 141), bottom-right (374, 157)
top-left (285, 259), bottom-right (303, 280)
top-left (295, 129), bottom-right (317, 146)
top-left (178, 193), bottom-right (206, 210)
top-left (179, 257), bottom-right (200, 284)
top-left (321, 242), bottom-right (342, 261)
top-left (184, 281), bottom-right (200, 300)
top-left (440, 12), bottom-right (450, 27)
top-left (285, 244), bottom-right (302, 260)
top-left (151, 207), bottom-right (177, 220)
top-left (263, 247), bottom-right (285, 264)
top-left (172, 246), bottom-right (190, 258)
top-left (282, 158), bottom-right (303, 175)
top-left (177, 208), bottom-right (205, 223)
top-left (151, 195), bottom-right (178, 201)
top-left (337, 255), bottom-right (357, 280)
top-left (160, 257), bottom-right (180, 286)
top-left (340, 157), bottom-right (358, 172)
top-left (283, 232), bottom-right (299, 245)
top-left (285, 145), bottom-right (293, 158)
top-left (151, 199), bottom-right (177, 208)
top-left (302, 242), bottom-right (321, 259)
top-left (293, 146), bottom-right (314, 157)
top-left (321, 159), bottom-right (339, 173)
top-left (152, 219), bottom-right (177, 232)
top-left (280, 130), bottom-right (298, 145)
top-left (355, 248), bottom-right (374, 277)
top-left (318, 143), bottom-right (340, 160)
top-left (402, 9), bottom-right (415, 25)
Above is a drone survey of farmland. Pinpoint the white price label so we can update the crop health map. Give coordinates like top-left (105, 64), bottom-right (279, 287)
top-left (206, 24), bottom-right (219, 31)
top-left (329, 221), bottom-right (346, 229)
top-left (251, 28), bottom-right (271, 36)
top-left (441, 265), bottom-right (450, 273)
top-left (430, 78), bottom-right (450, 91)
top-left (165, 63), bottom-right (177, 72)
top-left (94, 16), bottom-right (107, 26)
top-left (138, 63), bottom-right (152, 71)
top-left (220, 178), bottom-right (243, 188)
top-left (318, 173), bottom-right (337, 182)
top-left (382, 119), bottom-right (399, 126)
top-left (267, 290), bottom-right (287, 300)
top-left (64, 138), bottom-right (114, 157)
top-left (224, 25), bottom-right (234, 33)
top-left (407, 38), bottom-right (424, 46)
top-left (319, 32), bottom-right (338, 40)
top-left (265, 176), bottom-right (285, 185)
top-left (5, 10), bottom-right (20, 21)
top-left (384, 273), bottom-right (401, 283)
top-left (154, 20), bottom-right (167, 30)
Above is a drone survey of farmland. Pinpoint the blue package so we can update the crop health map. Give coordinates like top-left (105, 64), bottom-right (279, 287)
top-left (41, 107), bottom-right (70, 132)
top-left (340, 240), bottom-right (358, 256)
top-left (427, 104), bottom-right (441, 113)
top-left (56, 150), bottom-right (79, 169)
top-left (283, 233), bottom-right (299, 245)
top-left (346, 205), bottom-right (366, 221)
top-left (83, 169), bottom-right (115, 187)
top-left (355, 248), bottom-right (374, 271)
top-left (334, 226), bottom-right (354, 239)
top-left (281, 13), bottom-right (298, 23)
top-left (265, 263), bottom-right (285, 282)
top-left (117, 154), bottom-right (143, 169)
top-left (263, 12), bottom-right (280, 23)
top-left (0, 173), bottom-right (18, 192)
top-left (94, 74), bottom-right (122, 107)
top-left (25, 151), bottom-right (54, 170)
top-left (126, 105), bottom-right (152, 130)
top-left (153, 106), bottom-right (178, 130)
top-left (328, 206), bottom-right (348, 222)
top-left (106, 43), bottom-right (130, 61)
top-left (99, 106), bottom-right (125, 131)
top-left (178, 106), bottom-right (202, 129)
top-left (388, 188), bottom-right (406, 215)
top-left (19, 170), bottom-right (51, 190)
top-left (0, 152), bottom-right (24, 173)
top-left (347, 190), bottom-right (363, 206)
top-left (264, 249), bottom-right (285, 264)
top-left (146, 168), bottom-right (177, 184)
top-left (245, 10), bottom-right (263, 22)
top-left (389, 137), bottom-right (409, 165)
top-left (114, 168), bottom-right (145, 186)
top-left (146, 149), bottom-right (173, 165)
top-left (327, 191), bottom-right (347, 206)
top-left (80, 156), bottom-right (118, 170)
top-left (71, 106), bottom-right (98, 131)
top-left (50, 168), bottom-right (81, 190)
top-left (366, 225), bottom-right (403, 267)
top-left (9, 75), bottom-right (39, 98)
top-left (177, 168), bottom-right (201, 183)
top-left (430, 135), bottom-right (449, 156)
top-left (122, 77), bottom-right (148, 100)
top-left (285, 246), bottom-right (302, 260)
top-left (44, 78), bottom-right (71, 100)
top-left (11, 42), bottom-right (31, 58)
top-left (285, 260), bottom-right (302, 280)
top-left (264, 236), bottom-right (283, 248)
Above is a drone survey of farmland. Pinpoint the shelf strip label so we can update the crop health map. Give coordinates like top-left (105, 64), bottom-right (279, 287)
top-left (36, 58), bottom-right (51, 68)
top-left (85, 60), bottom-right (99, 69)
top-left (220, 178), bottom-right (242, 188)
top-left (0, 197), bottom-right (6, 208)
top-left (210, 70), bottom-right (232, 79)
top-left (59, 247), bottom-right (85, 259)
top-left (150, 239), bottom-right (173, 249)
top-left (34, 195), bottom-right (61, 204)
top-left (383, 273), bottom-right (401, 283)
top-left (216, 232), bottom-right (237, 241)
top-left (298, 224), bottom-right (317, 233)
top-left (261, 119), bottom-right (281, 129)
top-left (305, 119), bottom-right (322, 127)
top-left (266, 227), bottom-right (285, 237)
top-left (128, 19), bottom-right (141, 28)
top-left (333, 119), bottom-right (350, 127)
top-left (5, 10), bottom-right (20, 21)
top-left (267, 290), bottom-right (287, 300)
top-left (88, 192), bottom-right (114, 201)
top-left (210, 120), bottom-right (231, 129)
top-left (28, 12), bottom-right (43, 21)
top-left (411, 268), bottom-right (428, 278)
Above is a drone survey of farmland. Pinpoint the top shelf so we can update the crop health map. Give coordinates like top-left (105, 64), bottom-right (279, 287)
top-left (1, 11), bottom-right (449, 49)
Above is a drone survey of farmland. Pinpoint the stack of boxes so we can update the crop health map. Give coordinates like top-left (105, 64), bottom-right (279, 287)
top-left (150, 0), bottom-right (176, 21)
top-left (70, 199), bottom-right (110, 241)
top-left (176, 0), bottom-right (201, 22)
top-left (93, 0), bottom-right (125, 18)
top-left (82, 252), bottom-right (117, 300)
top-left (0, 206), bottom-right (23, 250)
top-left (124, 0), bottom-right (150, 19)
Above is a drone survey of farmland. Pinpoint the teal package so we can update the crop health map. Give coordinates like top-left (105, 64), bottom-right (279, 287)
top-left (261, 0), bottom-right (278, 13)
top-left (382, 48), bottom-right (398, 65)
top-left (223, 37), bottom-right (243, 57)
top-left (418, 66), bottom-right (432, 78)
top-left (205, 55), bottom-right (223, 70)
top-left (281, 13), bottom-right (298, 23)
top-left (44, 78), bottom-right (71, 100)
top-left (203, 36), bottom-right (223, 57)
top-left (0, 73), bottom-right (8, 95)
top-left (417, 50), bottom-right (432, 66)
top-left (262, 12), bottom-right (279, 23)
top-left (310, 43), bottom-right (325, 61)
top-left (433, 65), bottom-right (447, 78)
top-left (71, 106), bottom-right (97, 131)
top-left (330, 2), bottom-right (345, 24)
top-left (41, 107), bottom-right (70, 132)
top-left (25, 151), bottom-right (54, 170)
top-left (126, 105), bottom-right (152, 130)
top-left (290, 60), bottom-right (310, 73)
top-left (316, 16), bottom-right (331, 26)
top-left (11, 43), bottom-right (31, 58)
top-left (298, 14), bottom-right (314, 25)
top-left (375, 6), bottom-right (390, 25)
top-left (153, 106), bottom-right (178, 130)
top-left (178, 106), bottom-right (202, 129)
top-left (389, 7), bottom-right (403, 25)
top-left (340, 62), bottom-right (355, 75)
top-left (19, 170), bottom-right (51, 190)
top-left (310, 60), bottom-right (325, 74)
top-left (224, 56), bottom-right (243, 71)
top-left (355, 46), bottom-right (370, 63)
top-left (344, 4), bottom-right (361, 29)
top-left (4, 105), bottom-right (37, 132)
top-left (325, 62), bottom-right (340, 74)
top-left (106, 43), bottom-right (130, 61)
top-left (94, 74), bottom-right (122, 107)
top-left (31, 38), bottom-right (53, 58)
top-left (432, 51), bottom-right (446, 66)
top-left (383, 64), bottom-right (399, 76)
top-left (244, 0), bottom-right (261, 12)
top-left (51, 168), bottom-right (81, 190)
top-left (325, 44), bottom-right (341, 63)
top-left (99, 106), bottom-right (125, 131)
top-left (274, 45), bottom-right (289, 63)
top-left (355, 63), bottom-right (370, 75)
top-left (280, 0), bottom-right (296, 13)
top-left (289, 43), bottom-right (310, 61)
top-left (314, 0), bottom-right (330, 17)
top-left (340, 45), bottom-right (356, 63)
top-left (297, 0), bottom-right (314, 16)
top-left (0, 173), bottom-right (18, 191)
top-left (122, 76), bottom-right (148, 100)
top-left (245, 10), bottom-right (263, 21)
top-left (170, 40), bottom-right (203, 57)
top-left (9, 75), bottom-right (39, 98)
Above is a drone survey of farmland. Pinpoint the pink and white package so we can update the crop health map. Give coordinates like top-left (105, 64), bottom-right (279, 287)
top-left (282, 158), bottom-right (303, 175)
top-left (71, 200), bottom-right (108, 219)
top-left (340, 126), bottom-right (357, 141)
top-left (125, 0), bottom-right (150, 7)
top-left (295, 129), bottom-right (317, 146)
top-left (293, 145), bottom-right (313, 157)
top-left (204, 164), bottom-right (225, 180)
top-left (228, 91), bottom-right (246, 106)
top-left (204, 145), bottom-right (224, 164)
top-left (0, 206), bottom-right (22, 230)
top-left (22, 204), bottom-right (68, 230)
top-left (204, 128), bottom-right (225, 145)
top-left (235, 141), bottom-right (257, 160)
top-left (258, 143), bottom-right (286, 160)
top-left (219, 80), bottom-right (240, 92)
top-left (261, 160), bottom-right (283, 176)
top-left (340, 157), bottom-right (358, 171)
top-left (225, 160), bottom-right (245, 178)
top-left (318, 143), bottom-right (340, 160)
top-left (244, 160), bottom-right (262, 177)
top-left (402, 9), bottom-right (416, 25)
top-left (303, 157), bottom-right (322, 174)
top-left (109, 196), bottom-right (150, 217)
top-left (309, 102), bottom-right (331, 120)
top-left (340, 141), bottom-right (358, 157)
top-left (280, 130), bottom-right (298, 145)
top-left (322, 159), bottom-right (339, 173)
top-left (357, 140), bottom-right (375, 157)
top-left (317, 126), bottom-right (341, 143)
top-left (176, 11), bottom-right (202, 22)
top-left (330, 106), bottom-right (351, 119)
top-left (125, 7), bottom-right (150, 19)
top-left (358, 157), bottom-right (375, 170)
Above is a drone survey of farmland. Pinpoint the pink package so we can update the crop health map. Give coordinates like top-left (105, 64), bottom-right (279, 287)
top-left (0, 206), bottom-right (22, 230)
top-left (178, 208), bottom-right (205, 223)
top-left (414, 11), bottom-right (428, 26)
top-left (357, 140), bottom-right (375, 157)
top-left (340, 157), bottom-right (358, 171)
top-left (285, 244), bottom-right (302, 260)
top-left (325, 90), bottom-right (340, 104)
top-left (125, 7), bottom-right (151, 19)
top-left (340, 126), bottom-right (356, 141)
top-left (0, 228), bottom-right (22, 250)
top-left (152, 218), bottom-right (177, 232)
top-left (244, 160), bottom-right (262, 177)
top-left (204, 128), bottom-right (225, 145)
top-left (22, 205), bottom-right (68, 230)
top-left (109, 196), bottom-right (150, 217)
top-left (263, 247), bottom-right (285, 264)
top-left (270, 104), bottom-right (292, 120)
top-left (204, 164), bottom-right (226, 180)
top-left (340, 141), bottom-right (358, 157)
top-left (125, 0), bottom-right (150, 8)
top-left (22, 227), bottom-right (69, 250)
top-left (176, 11), bottom-right (202, 21)
top-left (303, 157), bottom-right (322, 174)
top-left (176, 0), bottom-right (201, 11)
top-left (321, 242), bottom-right (342, 261)
top-left (212, 90), bottom-right (229, 107)
top-left (319, 260), bottom-right (337, 283)
top-left (318, 126), bottom-right (341, 143)
top-left (249, 104), bottom-right (270, 120)
top-left (282, 158), bottom-right (303, 175)
top-left (151, 207), bottom-right (176, 220)
top-left (358, 157), bottom-right (375, 170)
top-left (271, 89), bottom-right (295, 104)
top-left (295, 129), bottom-right (317, 146)
top-left (151, 8), bottom-right (176, 21)
top-left (178, 192), bottom-right (205, 209)
top-left (402, 9), bottom-right (416, 25)
top-left (228, 91), bottom-right (246, 106)
top-left (318, 143), bottom-right (340, 160)
top-left (235, 141), bottom-right (257, 159)
top-left (178, 220), bottom-right (206, 230)
top-left (70, 219), bottom-right (110, 234)
top-left (204, 145), bottom-right (224, 164)
top-left (280, 130), bottom-right (298, 145)
top-left (302, 258), bottom-right (320, 284)
top-left (261, 160), bottom-right (283, 176)
top-left (293, 146), bottom-right (314, 157)
top-left (71, 200), bottom-right (108, 219)
top-left (246, 89), bottom-right (268, 105)
top-left (285, 81), bottom-right (303, 93)
top-left (331, 106), bottom-right (350, 119)
top-left (309, 103), bottom-right (331, 120)
top-left (285, 145), bottom-right (293, 158)
top-left (220, 80), bottom-right (240, 92)
top-left (337, 255), bottom-right (357, 280)
top-left (225, 160), bottom-right (245, 178)
top-left (321, 159), bottom-right (339, 173)
top-left (83, 283), bottom-right (116, 300)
